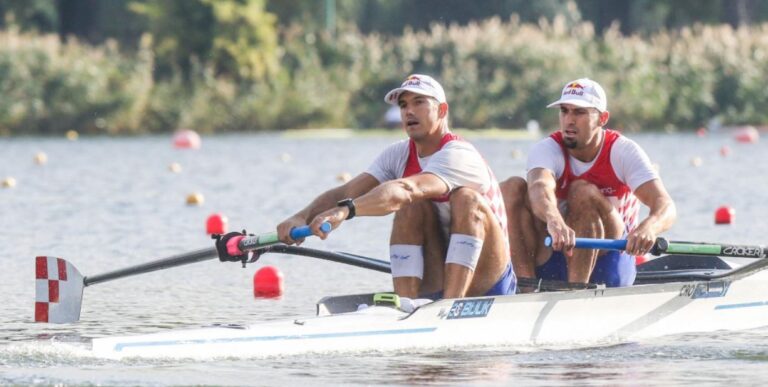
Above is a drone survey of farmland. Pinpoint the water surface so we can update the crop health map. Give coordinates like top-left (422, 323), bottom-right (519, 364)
top-left (1, 131), bottom-right (767, 386)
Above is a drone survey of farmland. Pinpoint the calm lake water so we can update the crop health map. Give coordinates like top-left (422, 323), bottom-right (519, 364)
top-left (2, 131), bottom-right (768, 386)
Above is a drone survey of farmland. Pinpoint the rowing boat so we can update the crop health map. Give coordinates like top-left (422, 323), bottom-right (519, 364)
top-left (96, 252), bottom-right (768, 358)
top-left (35, 230), bottom-right (768, 359)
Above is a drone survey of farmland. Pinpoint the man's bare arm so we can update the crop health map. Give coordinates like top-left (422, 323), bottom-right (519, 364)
top-left (527, 168), bottom-right (574, 254)
top-left (297, 173), bottom-right (380, 221)
top-left (355, 173), bottom-right (449, 216)
top-left (278, 173), bottom-right (379, 243)
top-left (308, 173), bottom-right (449, 237)
top-left (626, 179), bottom-right (677, 255)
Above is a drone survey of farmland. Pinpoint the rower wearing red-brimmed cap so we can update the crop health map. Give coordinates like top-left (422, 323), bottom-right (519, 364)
top-left (500, 78), bottom-right (677, 290)
top-left (278, 74), bottom-right (515, 303)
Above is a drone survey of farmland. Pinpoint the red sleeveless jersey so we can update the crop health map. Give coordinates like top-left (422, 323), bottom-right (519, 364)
top-left (551, 129), bottom-right (639, 234)
top-left (402, 133), bottom-right (508, 237)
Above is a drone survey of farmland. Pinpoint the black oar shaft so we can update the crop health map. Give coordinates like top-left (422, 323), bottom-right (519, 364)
top-left (84, 248), bottom-right (218, 286)
top-left (83, 243), bottom-right (391, 287)
top-left (81, 226), bottom-right (323, 287)
top-left (265, 245), bottom-right (391, 273)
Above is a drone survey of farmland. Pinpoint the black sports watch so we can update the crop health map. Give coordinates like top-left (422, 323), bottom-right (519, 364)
top-left (337, 198), bottom-right (356, 220)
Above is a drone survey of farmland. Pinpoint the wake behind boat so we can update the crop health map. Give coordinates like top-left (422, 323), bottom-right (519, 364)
top-left (34, 230), bottom-right (768, 359)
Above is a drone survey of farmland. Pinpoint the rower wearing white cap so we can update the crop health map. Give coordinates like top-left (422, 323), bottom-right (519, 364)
top-left (278, 74), bottom-right (515, 301)
top-left (500, 78), bottom-right (676, 289)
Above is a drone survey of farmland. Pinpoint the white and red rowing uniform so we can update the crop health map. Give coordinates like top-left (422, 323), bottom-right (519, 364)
top-left (366, 132), bottom-right (508, 240)
top-left (527, 129), bottom-right (658, 235)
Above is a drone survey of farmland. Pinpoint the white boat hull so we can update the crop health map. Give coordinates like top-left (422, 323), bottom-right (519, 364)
top-left (91, 266), bottom-right (768, 359)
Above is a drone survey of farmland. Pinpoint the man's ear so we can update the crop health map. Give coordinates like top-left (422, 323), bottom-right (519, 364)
top-left (438, 102), bottom-right (449, 118)
top-left (599, 111), bottom-right (610, 127)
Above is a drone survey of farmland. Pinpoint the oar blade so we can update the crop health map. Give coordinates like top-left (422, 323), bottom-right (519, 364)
top-left (34, 256), bottom-right (85, 323)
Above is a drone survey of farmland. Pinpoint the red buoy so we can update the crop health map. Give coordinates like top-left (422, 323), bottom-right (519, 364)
top-left (206, 213), bottom-right (228, 234)
top-left (719, 145), bottom-right (731, 157)
top-left (173, 129), bottom-right (201, 149)
top-left (715, 206), bottom-right (735, 225)
top-left (696, 127), bottom-right (707, 137)
top-left (253, 266), bottom-right (283, 298)
top-left (734, 126), bottom-right (759, 144)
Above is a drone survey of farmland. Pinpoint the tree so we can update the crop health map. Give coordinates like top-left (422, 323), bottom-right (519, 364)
top-left (205, 0), bottom-right (278, 80)
top-left (57, 0), bottom-right (99, 42)
top-left (129, 0), bottom-right (278, 81)
top-left (722, 0), bottom-right (756, 27)
top-left (0, 0), bottom-right (56, 33)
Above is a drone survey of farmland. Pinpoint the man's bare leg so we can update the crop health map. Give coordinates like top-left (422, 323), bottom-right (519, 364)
top-left (500, 177), bottom-right (550, 292)
top-left (390, 200), bottom-right (444, 298)
top-left (564, 180), bottom-right (624, 283)
top-left (443, 188), bottom-right (509, 298)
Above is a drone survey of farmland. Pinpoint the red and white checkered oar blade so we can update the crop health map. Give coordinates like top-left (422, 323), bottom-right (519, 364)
top-left (34, 256), bottom-right (85, 323)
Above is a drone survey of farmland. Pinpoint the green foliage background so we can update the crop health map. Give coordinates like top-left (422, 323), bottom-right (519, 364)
top-left (0, 0), bottom-right (767, 135)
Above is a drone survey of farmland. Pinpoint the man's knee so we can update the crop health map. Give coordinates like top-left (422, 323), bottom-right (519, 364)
top-left (391, 200), bottom-right (438, 245)
top-left (449, 188), bottom-right (488, 223)
top-left (393, 200), bottom-right (432, 225)
top-left (499, 176), bottom-right (528, 207)
top-left (566, 180), bottom-right (603, 209)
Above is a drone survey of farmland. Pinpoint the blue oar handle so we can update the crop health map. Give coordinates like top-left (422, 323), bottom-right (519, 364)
top-left (575, 238), bottom-right (627, 250)
top-left (236, 222), bottom-right (333, 254)
top-left (544, 236), bottom-right (627, 250)
top-left (290, 222), bottom-right (331, 240)
top-left (544, 236), bottom-right (670, 255)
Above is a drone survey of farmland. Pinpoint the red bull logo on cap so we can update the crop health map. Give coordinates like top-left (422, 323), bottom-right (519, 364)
top-left (546, 78), bottom-right (607, 111)
top-left (386, 76), bottom-right (427, 102)
top-left (385, 74), bottom-right (446, 104)
top-left (402, 75), bottom-right (433, 89)
top-left (563, 82), bottom-right (585, 96)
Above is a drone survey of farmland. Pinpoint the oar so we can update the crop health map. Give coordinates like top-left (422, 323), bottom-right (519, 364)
top-left (262, 245), bottom-right (391, 273)
top-left (545, 236), bottom-right (768, 258)
top-left (35, 224), bottom-right (330, 323)
top-left (87, 223), bottom-right (331, 285)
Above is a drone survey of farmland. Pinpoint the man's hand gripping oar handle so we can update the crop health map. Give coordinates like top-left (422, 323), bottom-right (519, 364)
top-left (545, 236), bottom-right (768, 259)
top-left (214, 223), bottom-right (332, 264)
top-left (544, 236), bottom-right (669, 255)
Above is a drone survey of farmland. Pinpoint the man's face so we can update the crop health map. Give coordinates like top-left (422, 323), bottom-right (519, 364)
top-left (558, 104), bottom-right (606, 149)
top-left (398, 92), bottom-right (443, 140)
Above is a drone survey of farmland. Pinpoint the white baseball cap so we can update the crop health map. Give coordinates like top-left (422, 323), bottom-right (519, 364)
top-left (384, 74), bottom-right (447, 105)
top-left (546, 78), bottom-right (607, 112)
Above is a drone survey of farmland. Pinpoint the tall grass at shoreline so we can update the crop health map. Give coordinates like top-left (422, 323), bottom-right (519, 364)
top-left (1, 16), bottom-right (767, 135)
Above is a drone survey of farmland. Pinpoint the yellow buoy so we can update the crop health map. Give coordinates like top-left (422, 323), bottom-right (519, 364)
top-left (510, 149), bottom-right (523, 159)
top-left (336, 172), bottom-right (352, 183)
top-left (186, 193), bottom-right (204, 206)
top-left (690, 157), bottom-right (703, 167)
top-left (168, 162), bottom-right (182, 173)
top-left (66, 130), bottom-right (79, 141)
top-left (34, 152), bottom-right (48, 165)
top-left (280, 153), bottom-right (292, 163)
top-left (2, 177), bottom-right (17, 188)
